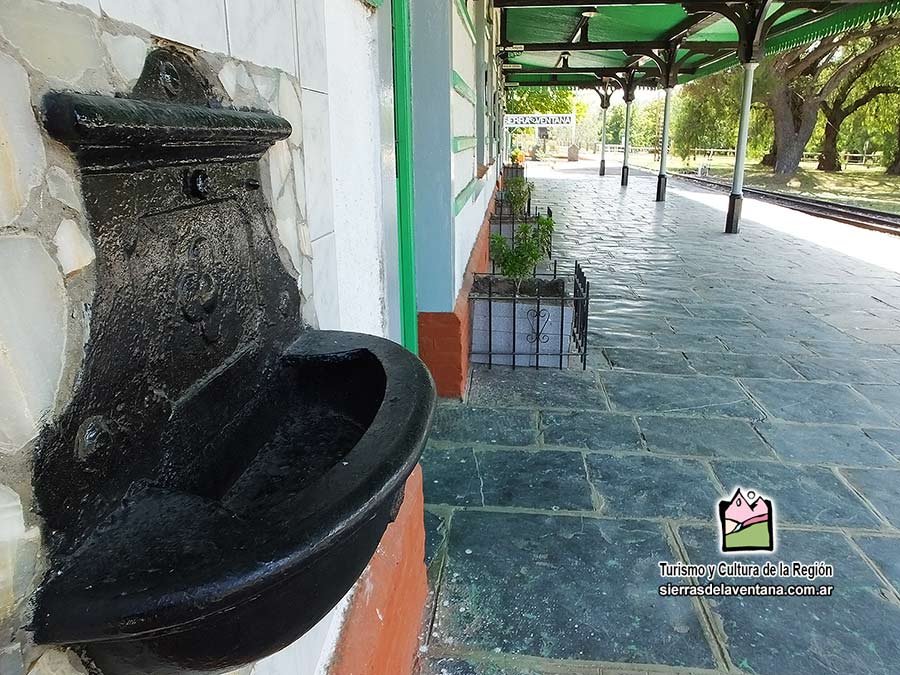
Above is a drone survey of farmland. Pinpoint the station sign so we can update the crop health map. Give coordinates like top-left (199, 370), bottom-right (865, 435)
top-left (504, 114), bottom-right (575, 128)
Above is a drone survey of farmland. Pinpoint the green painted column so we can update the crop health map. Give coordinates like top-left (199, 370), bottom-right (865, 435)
top-left (391, 0), bottom-right (419, 351)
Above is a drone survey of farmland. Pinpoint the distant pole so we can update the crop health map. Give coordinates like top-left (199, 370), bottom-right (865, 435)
top-left (725, 62), bottom-right (758, 233)
top-left (621, 100), bottom-right (632, 186)
top-left (599, 106), bottom-right (608, 176)
top-left (656, 87), bottom-right (673, 202)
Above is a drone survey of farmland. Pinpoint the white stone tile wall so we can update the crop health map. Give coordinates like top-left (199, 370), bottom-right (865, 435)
top-left (0, 0), bottom-right (391, 672)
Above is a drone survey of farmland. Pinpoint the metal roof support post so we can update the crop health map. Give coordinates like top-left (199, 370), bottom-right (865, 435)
top-left (619, 71), bottom-right (638, 187)
top-left (656, 86), bottom-right (673, 201)
top-left (600, 106), bottom-right (608, 175)
top-left (621, 100), bottom-right (632, 186)
top-left (726, 61), bottom-right (757, 233)
top-left (631, 44), bottom-right (683, 201)
top-left (700, 0), bottom-right (771, 233)
top-left (594, 81), bottom-right (614, 176)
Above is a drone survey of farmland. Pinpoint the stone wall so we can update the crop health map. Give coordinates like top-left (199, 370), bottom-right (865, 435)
top-left (0, 0), bottom-right (385, 673)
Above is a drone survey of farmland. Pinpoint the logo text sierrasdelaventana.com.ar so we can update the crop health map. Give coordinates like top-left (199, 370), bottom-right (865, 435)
top-left (656, 487), bottom-right (836, 598)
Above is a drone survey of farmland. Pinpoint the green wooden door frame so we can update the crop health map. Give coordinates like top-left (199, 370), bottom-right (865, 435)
top-left (392, 0), bottom-right (419, 353)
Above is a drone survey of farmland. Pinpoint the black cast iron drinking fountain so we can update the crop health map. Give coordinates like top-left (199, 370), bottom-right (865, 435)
top-left (31, 49), bottom-right (434, 675)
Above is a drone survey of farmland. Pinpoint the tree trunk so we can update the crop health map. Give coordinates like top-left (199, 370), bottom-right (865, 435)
top-left (817, 114), bottom-right (843, 172)
top-left (769, 80), bottom-right (820, 176)
top-left (761, 140), bottom-right (776, 167)
top-left (888, 120), bottom-right (900, 175)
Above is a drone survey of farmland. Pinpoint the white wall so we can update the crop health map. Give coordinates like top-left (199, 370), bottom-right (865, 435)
top-left (454, 163), bottom-right (499, 293)
top-left (325, 0), bottom-right (391, 337)
top-left (450, 0), bottom-right (499, 297)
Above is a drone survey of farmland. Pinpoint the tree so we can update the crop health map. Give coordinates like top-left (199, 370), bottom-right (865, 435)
top-left (671, 71), bottom-right (740, 161)
top-left (505, 87), bottom-right (574, 114)
top-left (765, 20), bottom-right (900, 175)
top-left (632, 97), bottom-right (664, 150)
top-left (606, 105), bottom-right (625, 144)
top-left (887, 119), bottom-right (900, 174)
top-left (840, 79), bottom-right (900, 169)
top-left (818, 46), bottom-right (900, 171)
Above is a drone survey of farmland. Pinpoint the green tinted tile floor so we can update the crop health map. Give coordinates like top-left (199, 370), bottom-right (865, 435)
top-left (419, 164), bottom-right (900, 675)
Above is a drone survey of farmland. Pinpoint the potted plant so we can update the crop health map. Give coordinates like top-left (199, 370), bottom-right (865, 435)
top-left (504, 148), bottom-right (526, 181)
top-left (470, 218), bottom-right (582, 368)
top-left (492, 179), bottom-right (553, 262)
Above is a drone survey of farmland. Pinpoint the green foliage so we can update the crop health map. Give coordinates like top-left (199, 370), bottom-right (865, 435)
top-left (489, 222), bottom-right (546, 286)
top-left (505, 87), bottom-right (574, 115)
top-left (671, 71), bottom-right (740, 161)
top-left (631, 98), bottom-right (663, 149)
top-left (536, 214), bottom-right (554, 255)
top-left (833, 46), bottom-right (900, 164)
top-left (606, 106), bottom-right (625, 144)
top-left (503, 177), bottom-right (533, 217)
top-left (574, 99), bottom-right (589, 122)
top-left (747, 105), bottom-right (774, 158)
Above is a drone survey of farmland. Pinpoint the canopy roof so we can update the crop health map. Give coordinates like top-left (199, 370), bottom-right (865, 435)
top-left (499, 0), bottom-right (900, 91)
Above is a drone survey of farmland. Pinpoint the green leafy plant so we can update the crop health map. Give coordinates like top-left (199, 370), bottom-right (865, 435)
top-left (504, 177), bottom-right (533, 217)
top-left (536, 213), bottom-right (554, 255)
top-left (490, 222), bottom-right (545, 291)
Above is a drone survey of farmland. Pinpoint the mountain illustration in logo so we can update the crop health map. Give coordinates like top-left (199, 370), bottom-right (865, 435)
top-left (719, 488), bottom-right (774, 552)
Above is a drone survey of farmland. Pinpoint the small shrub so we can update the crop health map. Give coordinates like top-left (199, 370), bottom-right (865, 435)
top-left (536, 213), bottom-right (554, 255)
top-left (504, 177), bottom-right (533, 217)
top-left (490, 222), bottom-right (545, 291)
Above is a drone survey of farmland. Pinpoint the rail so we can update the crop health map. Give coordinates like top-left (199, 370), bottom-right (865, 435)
top-left (670, 172), bottom-right (900, 236)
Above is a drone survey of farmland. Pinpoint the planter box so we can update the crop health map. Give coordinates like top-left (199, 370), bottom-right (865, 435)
top-left (471, 296), bottom-right (574, 367)
top-left (469, 274), bottom-right (586, 369)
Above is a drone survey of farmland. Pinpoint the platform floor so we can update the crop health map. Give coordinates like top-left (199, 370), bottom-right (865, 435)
top-left (420, 161), bottom-right (900, 675)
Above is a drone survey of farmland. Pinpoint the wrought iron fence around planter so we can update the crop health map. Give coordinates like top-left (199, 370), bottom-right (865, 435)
top-left (490, 196), bottom-right (553, 274)
top-left (470, 261), bottom-right (589, 370)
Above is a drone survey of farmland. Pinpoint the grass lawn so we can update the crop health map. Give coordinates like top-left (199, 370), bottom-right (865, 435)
top-left (627, 151), bottom-right (900, 216)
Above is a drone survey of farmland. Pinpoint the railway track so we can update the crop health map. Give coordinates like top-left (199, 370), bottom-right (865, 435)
top-left (670, 171), bottom-right (900, 236)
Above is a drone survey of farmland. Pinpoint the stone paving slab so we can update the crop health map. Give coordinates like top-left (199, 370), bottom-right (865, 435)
top-left (602, 348), bottom-right (696, 375)
top-left (681, 351), bottom-right (801, 380)
top-left (678, 526), bottom-right (900, 675)
top-left (852, 384), bottom-right (900, 425)
top-left (601, 371), bottom-right (761, 418)
top-left (468, 365), bottom-right (607, 410)
top-left (862, 427), bottom-right (900, 459)
top-left (421, 166), bottom-right (900, 675)
top-left (423, 658), bottom-right (548, 675)
top-left (853, 535), bottom-right (900, 592)
top-left (637, 416), bottom-right (774, 460)
top-left (710, 460), bottom-right (882, 528)
top-left (841, 468), bottom-right (900, 528)
top-left (430, 406), bottom-right (540, 446)
top-left (542, 411), bottom-right (643, 452)
top-left (754, 422), bottom-right (899, 467)
top-left (585, 454), bottom-right (720, 520)
top-left (422, 444), bottom-right (595, 511)
top-left (740, 379), bottom-right (896, 426)
top-left (782, 355), bottom-right (896, 384)
top-left (432, 511), bottom-right (717, 669)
